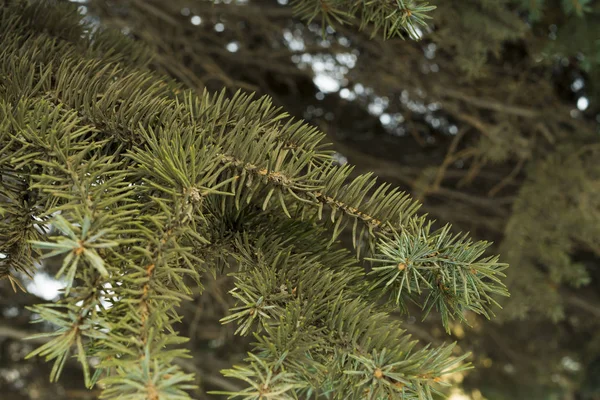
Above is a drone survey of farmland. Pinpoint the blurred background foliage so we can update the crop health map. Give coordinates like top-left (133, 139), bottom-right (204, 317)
top-left (1, 0), bottom-right (599, 399)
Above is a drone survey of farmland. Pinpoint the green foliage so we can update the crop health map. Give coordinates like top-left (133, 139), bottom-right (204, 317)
top-left (513, 0), bottom-right (600, 99)
top-left (500, 145), bottom-right (600, 322)
top-left (514, 0), bottom-right (595, 19)
top-left (367, 222), bottom-right (507, 331)
top-left (216, 353), bottom-right (307, 399)
top-left (431, 0), bottom-right (528, 78)
top-left (0, 1), bottom-right (508, 398)
top-left (286, 0), bottom-right (435, 40)
top-left (64, 0), bottom-right (600, 398)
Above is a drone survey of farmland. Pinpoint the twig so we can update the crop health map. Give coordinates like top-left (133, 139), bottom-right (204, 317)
top-left (432, 129), bottom-right (467, 190)
top-left (566, 294), bottom-right (600, 319)
top-left (439, 89), bottom-right (540, 118)
top-left (488, 156), bottom-right (526, 197)
top-left (0, 325), bottom-right (51, 344)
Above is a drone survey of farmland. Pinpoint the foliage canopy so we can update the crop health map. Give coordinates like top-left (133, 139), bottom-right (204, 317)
top-left (0, 1), bottom-right (511, 399)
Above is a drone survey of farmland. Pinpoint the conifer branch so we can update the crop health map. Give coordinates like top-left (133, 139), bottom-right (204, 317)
top-left (0, 1), bottom-right (508, 398)
top-left (216, 232), bottom-right (469, 399)
top-left (288, 0), bottom-right (436, 39)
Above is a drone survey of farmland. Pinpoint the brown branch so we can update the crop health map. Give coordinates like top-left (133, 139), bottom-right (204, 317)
top-left (488, 156), bottom-right (526, 197)
top-left (439, 89), bottom-right (540, 118)
top-left (432, 128), bottom-right (467, 190)
top-left (566, 293), bottom-right (600, 319)
top-left (454, 113), bottom-right (496, 140)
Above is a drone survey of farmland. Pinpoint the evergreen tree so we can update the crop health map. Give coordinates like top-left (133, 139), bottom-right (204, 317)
top-left (0, 1), bottom-right (509, 399)
top-left (2, 0), bottom-right (600, 399)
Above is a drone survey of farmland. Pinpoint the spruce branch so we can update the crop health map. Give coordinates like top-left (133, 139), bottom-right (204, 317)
top-left (366, 220), bottom-right (508, 331)
top-left (213, 353), bottom-right (306, 400)
top-left (288, 0), bottom-right (436, 39)
top-left (217, 231), bottom-right (470, 399)
top-left (0, 1), bottom-right (509, 398)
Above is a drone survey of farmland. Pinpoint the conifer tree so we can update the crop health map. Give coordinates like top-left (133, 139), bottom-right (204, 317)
top-left (0, 0), bottom-right (511, 399)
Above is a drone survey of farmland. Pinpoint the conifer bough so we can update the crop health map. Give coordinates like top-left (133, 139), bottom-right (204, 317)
top-left (290, 0), bottom-right (436, 39)
top-left (0, 1), bottom-right (508, 399)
